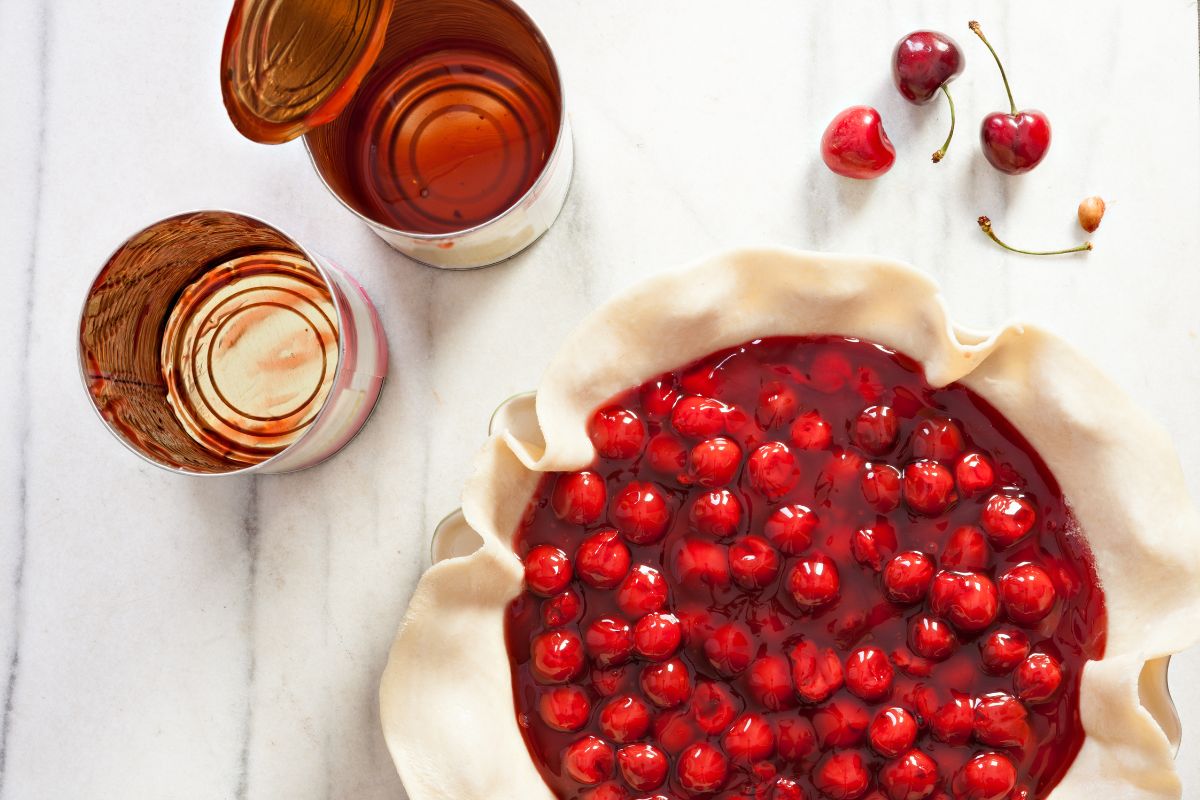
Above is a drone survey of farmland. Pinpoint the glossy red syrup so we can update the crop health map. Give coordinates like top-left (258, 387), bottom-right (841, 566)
top-left (505, 337), bottom-right (1106, 800)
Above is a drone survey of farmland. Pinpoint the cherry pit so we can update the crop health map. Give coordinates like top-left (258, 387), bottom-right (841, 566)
top-left (506, 337), bottom-right (1106, 800)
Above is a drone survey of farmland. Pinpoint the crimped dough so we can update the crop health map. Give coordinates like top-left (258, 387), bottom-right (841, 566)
top-left (381, 248), bottom-right (1200, 800)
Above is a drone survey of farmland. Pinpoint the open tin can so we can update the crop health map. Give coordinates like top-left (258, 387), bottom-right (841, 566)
top-left (221, 0), bottom-right (573, 270)
top-left (78, 210), bottom-right (388, 476)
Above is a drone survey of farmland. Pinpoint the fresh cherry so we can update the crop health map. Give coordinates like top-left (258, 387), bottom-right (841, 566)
top-left (576, 529), bottom-right (631, 589)
top-left (969, 21), bottom-right (1051, 174)
top-left (820, 106), bottom-right (896, 180)
top-left (563, 736), bottom-right (615, 785)
top-left (893, 30), bottom-right (964, 163)
top-left (539, 685), bottom-right (592, 732)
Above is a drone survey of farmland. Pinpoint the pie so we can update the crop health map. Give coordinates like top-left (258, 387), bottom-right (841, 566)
top-left (380, 249), bottom-right (1200, 800)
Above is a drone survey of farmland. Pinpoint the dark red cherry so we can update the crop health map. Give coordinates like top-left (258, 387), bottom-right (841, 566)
top-left (928, 692), bottom-right (974, 746)
top-left (671, 537), bottom-right (731, 591)
top-left (671, 396), bottom-right (729, 439)
top-left (790, 410), bottom-right (834, 450)
top-left (882, 551), bottom-right (936, 605)
top-left (942, 525), bottom-right (990, 571)
top-left (576, 529), bottom-right (631, 589)
top-left (861, 463), bottom-right (902, 512)
top-left (764, 504), bottom-right (819, 555)
top-left (813, 699), bottom-right (870, 750)
top-left (894, 31), bottom-right (964, 104)
top-left (908, 614), bottom-right (957, 661)
top-left (869, 707), bottom-right (918, 758)
top-left (543, 589), bottom-right (584, 627)
top-left (787, 552), bottom-right (840, 608)
top-left (845, 645), bottom-right (894, 702)
top-left (585, 617), bottom-right (635, 668)
top-left (611, 482), bottom-right (672, 545)
top-left (999, 563), bottom-right (1057, 625)
top-left (640, 376), bottom-right (680, 420)
top-left (970, 21), bottom-right (1051, 175)
top-left (645, 433), bottom-right (687, 477)
top-left (931, 570), bottom-right (1000, 633)
top-left (777, 717), bottom-right (818, 761)
top-left (852, 520), bottom-right (898, 572)
top-left (532, 629), bottom-right (587, 684)
top-left (956, 453), bottom-right (995, 495)
top-left (690, 681), bottom-right (737, 735)
top-left (821, 106), bottom-right (896, 180)
top-left (854, 406), bottom-right (899, 454)
top-left (688, 437), bottom-right (742, 488)
top-left (980, 628), bottom-right (1030, 675)
top-left (980, 494), bottom-right (1036, 548)
top-left (903, 460), bottom-right (957, 515)
top-left (1015, 653), bottom-right (1064, 704)
top-left (758, 380), bottom-right (800, 428)
top-left (910, 417), bottom-right (964, 461)
top-left (616, 564), bottom-right (668, 618)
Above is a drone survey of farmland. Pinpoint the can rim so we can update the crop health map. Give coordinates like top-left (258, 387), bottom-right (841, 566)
top-left (76, 209), bottom-right (359, 477)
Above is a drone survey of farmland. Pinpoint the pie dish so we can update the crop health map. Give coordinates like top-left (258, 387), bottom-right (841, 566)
top-left (380, 248), bottom-right (1200, 800)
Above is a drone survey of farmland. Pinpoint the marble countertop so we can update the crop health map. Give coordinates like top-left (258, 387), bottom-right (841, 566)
top-left (2, 1), bottom-right (1199, 797)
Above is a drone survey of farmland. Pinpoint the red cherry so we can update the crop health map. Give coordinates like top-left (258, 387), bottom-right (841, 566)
top-left (689, 489), bottom-right (743, 538)
top-left (591, 406), bottom-right (647, 460)
top-left (777, 717), bottom-right (818, 761)
top-left (524, 544), bottom-right (574, 597)
top-left (787, 552), bottom-right (840, 608)
top-left (883, 552), bottom-right (936, 604)
top-left (980, 110), bottom-right (1051, 175)
top-left (532, 629), bottom-right (586, 684)
top-left (974, 692), bottom-right (1031, 748)
top-left (582, 782), bottom-right (628, 800)
top-left (861, 463), bottom-right (902, 512)
top-left (640, 658), bottom-right (692, 708)
top-left (980, 628), bottom-right (1030, 674)
top-left (953, 751), bottom-right (1017, 800)
top-left (879, 749), bottom-right (940, 800)
top-left (821, 106), bottom-right (896, 180)
top-left (764, 504), bottom-right (819, 555)
top-left (677, 607), bottom-right (716, 648)
top-left (955, 453), bottom-right (995, 495)
top-left (617, 743), bottom-right (668, 792)
top-left (771, 777), bottom-right (808, 800)
top-left (999, 563), bottom-right (1057, 625)
top-left (894, 31), bottom-right (964, 103)
top-left (634, 612), bottom-right (682, 662)
top-left (1015, 652), bottom-right (1063, 704)
top-left (672, 537), bottom-right (731, 590)
top-left (676, 742), bottom-right (729, 795)
top-left (616, 564), bottom-right (668, 618)
top-left (910, 417), bottom-right (964, 461)
top-left (869, 707), bottom-right (918, 758)
top-left (845, 645), bottom-right (894, 702)
top-left (704, 622), bottom-right (753, 677)
top-left (852, 520), bottom-right (898, 572)
top-left (652, 707), bottom-right (699, 756)
top-left (671, 396), bottom-right (729, 438)
top-left (813, 751), bottom-right (871, 800)
top-left (790, 410), bottom-right (834, 450)
top-left (748, 442), bottom-right (801, 500)
top-left (821, 448), bottom-right (866, 491)
top-left (723, 713), bottom-right (776, 764)
top-left (646, 433), bottom-right (688, 477)
top-left (747, 655), bottom-right (795, 711)
top-left (941, 525), bottom-right (990, 571)
top-left (539, 685), bottom-right (592, 732)
top-left (729, 536), bottom-right (781, 590)
top-left (690, 681), bottom-right (737, 734)
top-left (853, 406), bottom-right (899, 454)
top-left (563, 735), bottom-right (615, 785)
top-left (641, 376), bottom-right (680, 420)
top-left (980, 494), bottom-right (1036, 547)
top-left (553, 471), bottom-right (607, 525)
top-left (931, 571), bottom-right (1000, 633)
top-left (612, 482), bottom-right (672, 545)
top-left (591, 666), bottom-right (629, 697)
top-left (543, 588), bottom-right (584, 627)
top-left (903, 460), bottom-right (957, 515)
top-left (908, 615), bottom-right (957, 661)
top-left (689, 437), bottom-right (743, 488)
top-left (814, 699), bottom-right (870, 749)
top-left (789, 639), bottom-right (845, 704)
top-left (928, 692), bottom-right (974, 745)
top-left (759, 381), bottom-right (801, 428)
top-left (585, 617), bottom-right (636, 667)
top-left (576, 529), bottom-right (631, 589)
top-left (890, 648), bottom-right (934, 679)
top-left (599, 695), bottom-right (652, 743)
top-left (809, 350), bottom-right (853, 393)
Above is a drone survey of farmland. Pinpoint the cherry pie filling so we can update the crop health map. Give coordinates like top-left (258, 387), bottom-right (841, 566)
top-left (505, 337), bottom-right (1106, 800)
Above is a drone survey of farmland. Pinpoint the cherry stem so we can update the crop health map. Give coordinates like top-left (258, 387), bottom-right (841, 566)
top-left (977, 216), bottom-right (1093, 256)
top-left (931, 85), bottom-right (956, 164)
top-left (969, 20), bottom-right (1017, 117)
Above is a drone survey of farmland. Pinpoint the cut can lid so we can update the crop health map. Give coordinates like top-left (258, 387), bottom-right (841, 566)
top-left (220, 0), bottom-right (394, 144)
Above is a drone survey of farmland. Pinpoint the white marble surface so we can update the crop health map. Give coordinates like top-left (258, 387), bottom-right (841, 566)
top-left (1, 1), bottom-right (1199, 797)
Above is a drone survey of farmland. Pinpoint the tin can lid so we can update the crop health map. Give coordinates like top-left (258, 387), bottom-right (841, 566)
top-left (220, 0), bottom-right (394, 144)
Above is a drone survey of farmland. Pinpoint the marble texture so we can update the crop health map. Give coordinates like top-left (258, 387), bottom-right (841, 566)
top-left (0, 1), bottom-right (1198, 797)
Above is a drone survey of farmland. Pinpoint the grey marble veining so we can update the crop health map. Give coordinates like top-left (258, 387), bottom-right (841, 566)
top-left (1, 1), bottom-right (1199, 798)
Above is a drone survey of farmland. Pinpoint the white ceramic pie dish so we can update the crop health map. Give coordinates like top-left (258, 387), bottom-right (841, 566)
top-left (382, 248), bottom-right (1200, 799)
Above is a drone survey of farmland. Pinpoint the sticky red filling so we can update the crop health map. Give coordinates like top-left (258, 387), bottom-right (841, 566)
top-left (505, 336), bottom-right (1106, 800)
